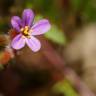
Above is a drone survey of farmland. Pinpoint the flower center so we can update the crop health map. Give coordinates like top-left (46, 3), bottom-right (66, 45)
top-left (21, 26), bottom-right (30, 38)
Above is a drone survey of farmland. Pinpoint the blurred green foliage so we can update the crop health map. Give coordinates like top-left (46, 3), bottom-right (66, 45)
top-left (45, 25), bottom-right (66, 45)
top-left (52, 79), bottom-right (78, 96)
top-left (25, 0), bottom-right (96, 23)
top-left (25, 0), bottom-right (62, 24)
top-left (83, 0), bottom-right (96, 22)
top-left (71, 0), bottom-right (82, 10)
top-left (71, 0), bottom-right (96, 22)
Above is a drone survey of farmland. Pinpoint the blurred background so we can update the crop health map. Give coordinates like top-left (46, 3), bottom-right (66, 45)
top-left (0, 0), bottom-right (96, 96)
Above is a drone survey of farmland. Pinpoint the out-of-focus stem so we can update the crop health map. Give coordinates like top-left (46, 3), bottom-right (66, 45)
top-left (64, 68), bottom-right (95, 96)
top-left (41, 38), bottom-right (95, 96)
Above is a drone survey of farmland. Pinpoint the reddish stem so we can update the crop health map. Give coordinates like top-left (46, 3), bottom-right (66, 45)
top-left (41, 38), bottom-right (95, 96)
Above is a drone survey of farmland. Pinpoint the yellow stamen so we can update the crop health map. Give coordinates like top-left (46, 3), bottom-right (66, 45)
top-left (24, 26), bottom-right (29, 34)
top-left (20, 26), bottom-right (30, 38)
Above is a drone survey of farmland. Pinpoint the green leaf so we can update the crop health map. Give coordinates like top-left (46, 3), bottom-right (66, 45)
top-left (45, 25), bottom-right (66, 45)
top-left (52, 79), bottom-right (78, 96)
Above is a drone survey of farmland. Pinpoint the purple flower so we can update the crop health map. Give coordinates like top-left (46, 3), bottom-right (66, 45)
top-left (11, 9), bottom-right (51, 52)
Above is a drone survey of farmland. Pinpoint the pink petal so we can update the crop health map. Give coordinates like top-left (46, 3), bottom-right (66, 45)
top-left (31, 19), bottom-right (51, 35)
top-left (25, 36), bottom-right (41, 52)
top-left (22, 9), bottom-right (34, 27)
top-left (11, 34), bottom-right (25, 50)
top-left (11, 16), bottom-right (22, 32)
